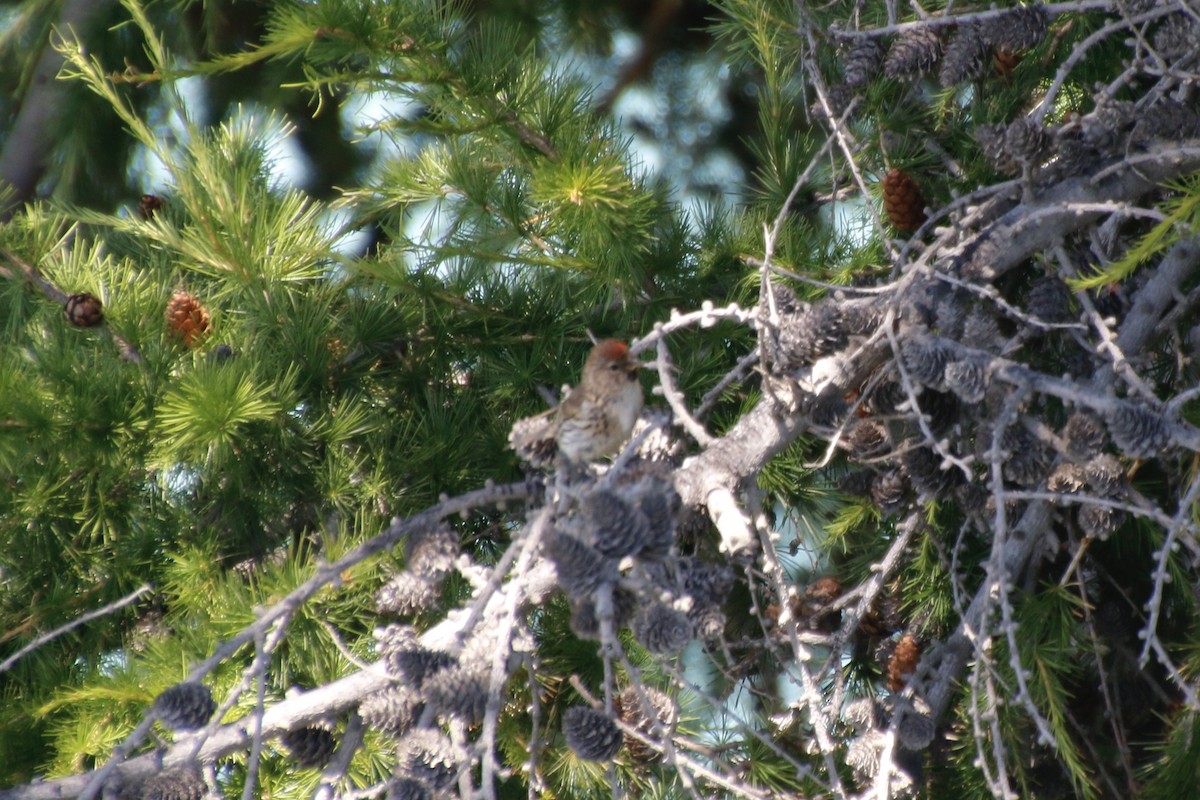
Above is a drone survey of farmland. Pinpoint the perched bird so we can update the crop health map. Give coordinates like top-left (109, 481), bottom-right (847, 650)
top-left (509, 339), bottom-right (644, 467)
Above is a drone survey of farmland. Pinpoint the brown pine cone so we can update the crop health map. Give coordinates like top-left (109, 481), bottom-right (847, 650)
top-left (887, 633), bottom-right (921, 691)
top-left (65, 292), bottom-right (104, 327)
top-left (138, 194), bottom-right (166, 220)
top-left (882, 168), bottom-right (927, 233)
top-left (165, 290), bottom-right (211, 347)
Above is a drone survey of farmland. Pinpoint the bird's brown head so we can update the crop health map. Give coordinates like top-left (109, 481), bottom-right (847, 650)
top-left (585, 339), bottom-right (639, 380)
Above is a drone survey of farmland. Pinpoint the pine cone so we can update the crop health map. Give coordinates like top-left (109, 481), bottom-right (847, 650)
top-left (882, 168), bottom-right (927, 233)
top-left (376, 572), bottom-right (439, 615)
top-left (895, 703), bottom-right (935, 750)
top-left (676, 556), bottom-right (733, 607)
top-left (939, 24), bottom-right (990, 86)
top-left (920, 389), bottom-right (961, 436)
top-left (774, 299), bottom-right (848, 369)
top-left (563, 706), bottom-right (623, 761)
top-left (1107, 402), bottom-right (1171, 458)
top-left (848, 419), bottom-right (891, 460)
top-left (943, 356), bottom-right (989, 404)
top-left (838, 469), bottom-right (876, 497)
top-left (1046, 462), bottom-right (1086, 494)
top-left (404, 526), bottom-right (459, 580)
top-left (1064, 412), bottom-right (1107, 461)
top-left (1153, 13), bottom-right (1200, 66)
top-left (903, 446), bottom-right (962, 497)
top-left (900, 338), bottom-right (951, 387)
top-left (870, 469), bottom-right (909, 515)
top-left (384, 647), bottom-right (457, 687)
top-left (359, 685), bottom-right (420, 737)
top-left (976, 123), bottom-right (1018, 175)
top-left (811, 84), bottom-right (856, 122)
top-left (65, 292), bottom-right (104, 327)
top-left (577, 489), bottom-right (654, 559)
top-left (981, 4), bottom-right (1048, 53)
top-left (1001, 426), bottom-right (1052, 487)
top-left (569, 586), bottom-right (637, 640)
top-left (633, 603), bottom-right (694, 655)
top-left (1026, 276), bottom-right (1071, 322)
top-left (883, 27), bottom-right (943, 80)
top-left (617, 686), bottom-right (677, 762)
top-left (1084, 454), bottom-right (1126, 497)
top-left (152, 683), bottom-right (215, 732)
top-left (1131, 99), bottom-right (1200, 146)
top-left (624, 476), bottom-right (680, 558)
top-left (542, 529), bottom-right (618, 598)
top-left (963, 309), bottom-right (1002, 350)
top-left (281, 724), bottom-right (337, 768)
top-left (141, 768), bottom-right (205, 800)
top-left (138, 194), bottom-right (166, 220)
top-left (387, 778), bottom-right (431, 800)
top-left (1003, 117), bottom-right (1050, 165)
top-left (1078, 504), bottom-right (1125, 541)
top-left (396, 728), bottom-right (460, 791)
top-left (165, 290), bottom-right (211, 347)
top-left (887, 633), bottom-right (921, 691)
top-left (423, 664), bottom-right (489, 721)
top-left (841, 37), bottom-right (885, 87)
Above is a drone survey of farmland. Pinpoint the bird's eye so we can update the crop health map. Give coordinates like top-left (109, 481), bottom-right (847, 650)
top-left (609, 363), bottom-right (620, 370)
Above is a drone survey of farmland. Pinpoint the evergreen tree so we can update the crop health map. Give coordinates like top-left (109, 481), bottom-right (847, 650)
top-left (1, 0), bottom-right (1200, 799)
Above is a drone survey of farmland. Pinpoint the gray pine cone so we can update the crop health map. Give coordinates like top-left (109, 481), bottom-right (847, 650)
top-left (281, 725), bottom-right (337, 768)
top-left (884, 27), bottom-right (943, 80)
top-left (775, 300), bottom-right (848, 370)
top-left (901, 339), bottom-right (952, 388)
top-left (1107, 402), bottom-right (1171, 458)
top-left (387, 778), bottom-right (431, 800)
top-left (981, 4), bottom-right (1048, 53)
top-left (404, 526), bottom-right (459, 580)
top-left (939, 24), bottom-right (991, 86)
top-left (1078, 504), bottom-right (1125, 540)
top-left (1131, 99), bottom-right (1200, 146)
top-left (384, 647), bottom-right (457, 687)
top-left (396, 728), bottom-right (461, 791)
top-left (943, 356), bottom-right (989, 404)
top-left (1026, 275), bottom-right (1071, 322)
top-left (903, 446), bottom-right (962, 496)
top-left (563, 706), bottom-right (623, 761)
top-left (848, 419), bottom-right (891, 460)
top-left (376, 572), bottom-right (439, 615)
top-left (842, 37), bottom-right (885, 87)
top-left (578, 489), bottom-right (654, 559)
top-left (543, 529), bottom-right (618, 598)
top-left (424, 665), bottom-right (489, 722)
top-left (633, 603), bottom-right (694, 655)
top-left (359, 685), bottom-right (420, 737)
top-left (153, 682), bottom-right (216, 731)
top-left (1084, 454), bottom-right (1126, 498)
top-left (1153, 13), bottom-right (1200, 65)
top-left (1064, 412), bottom-right (1107, 461)
top-left (569, 586), bottom-right (638, 640)
top-left (1046, 462), bottom-right (1086, 494)
top-left (141, 769), bottom-right (205, 800)
top-left (871, 469), bottom-right (909, 515)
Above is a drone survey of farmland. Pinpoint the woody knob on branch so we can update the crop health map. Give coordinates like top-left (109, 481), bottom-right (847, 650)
top-left (509, 339), bottom-right (644, 468)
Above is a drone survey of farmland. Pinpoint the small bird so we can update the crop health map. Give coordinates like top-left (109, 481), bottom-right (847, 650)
top-left (509, 339), bottom-right (644, 467)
